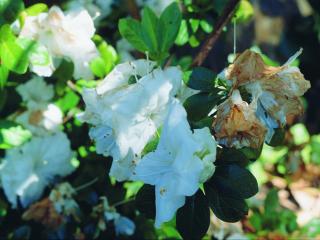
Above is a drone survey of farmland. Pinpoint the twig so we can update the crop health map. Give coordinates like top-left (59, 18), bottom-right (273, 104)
top-left (191, 0), bottom-right (240, 67)
top-left (111, 197), bottom-right (135, 208)
top-left (127, 0), bottom-right (140, 20)
top-left (75, 177), bottom-right (99, 192)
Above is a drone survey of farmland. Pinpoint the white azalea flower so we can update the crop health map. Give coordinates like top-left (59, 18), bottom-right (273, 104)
top-left (20, 6), bottom-right (98, 79)
top-left (79, 60), bottom-right (182, 181)
top-left (0, 132), bottom-right (75, 208)
top-left (16, 77), bottom-right (54, 109)
top-left (16, 104), bottom-right (63, 136)
top-left (133, 100), bottom-right (216, 227)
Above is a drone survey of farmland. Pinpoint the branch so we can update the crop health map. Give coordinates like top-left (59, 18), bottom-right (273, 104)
top-left (191, 0), bottom-right (240, 67)
top-left (127, 0), bottom-right (140, 20)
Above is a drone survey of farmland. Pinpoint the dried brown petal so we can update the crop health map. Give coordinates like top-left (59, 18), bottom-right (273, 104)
top-left (22, 198), bottom-right (63, 229)
top-left (213, 90), bottom-right (266, 149)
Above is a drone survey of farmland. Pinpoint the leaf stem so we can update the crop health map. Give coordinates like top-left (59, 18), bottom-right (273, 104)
top-left (191, 0), bottom-right (241, 67)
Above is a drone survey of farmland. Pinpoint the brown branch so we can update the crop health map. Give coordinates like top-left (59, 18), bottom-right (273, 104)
top-left (126, 0), bottom-right (140, 20)
top-left (191, 0), bottom-right (240, 67)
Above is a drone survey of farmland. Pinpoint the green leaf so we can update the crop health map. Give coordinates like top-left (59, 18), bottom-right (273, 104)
top-left (234, 0), bottom-right (253, 23)
top-left (200, 19), bottom-right (213, 33)
top-left (186, 67), bottom-right (216, 91)
top-left (290, 123), bottom-right (310, 145)
top-left (0, 120), bottom-right (32, 149)
top-left (135, 184), bottom-right (156, 219)
top-left (264, 189), bottom-right (279, 213)
top-left (119, 18), bottom-right (148, 53)
top-left (217, 148), bottom-right (249, 167)
top-left (141, 7), bottom-right (159, 53)
top-left (0, 0), bottom-right (24, 24)
top-left (55, 89), bottom-right (80, 112)
top-left (159, 2), bottom-right (182, 51)
top-left (268, 128), bottom-right (286, 147)
top-left (205, 164), bottom-right (258, 222)
top-left (184, 91), bottom-right (222, 122)
top-left (0, 65), bottom-right (9, 89)
top-left (175, 20), bottom-right (189, 46)
top-left (214, 164), bottom-right (258, 199)
top-left (90, 57), bottom-right (107, 78)
top-left (25, 3), bottom-right (47, 16)
top-left (204, 179), bottom-right (249, 222)
top-left (176, 190), bottom-right (210, 240)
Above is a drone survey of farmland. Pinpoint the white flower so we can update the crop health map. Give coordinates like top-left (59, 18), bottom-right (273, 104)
top-left (49, 182), bottom-right (79, 216)
top-left (79, 60), bottom-right (182, 181)
top-left (20, 6), bottom-right (98, 79)
top-left (16, 104), bottom-right (63, 136)
top-left (133, 100), bottom-right (216, 227)
top-left (16, 77), bottom-right (54, 109)
top-left (0, 132), bottom-right (75, 208)
top-left (114, 216), bottom-right (135, 236)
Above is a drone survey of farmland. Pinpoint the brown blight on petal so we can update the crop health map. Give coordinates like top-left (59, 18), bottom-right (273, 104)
top-left (213, 90), bottom-right (267, 149)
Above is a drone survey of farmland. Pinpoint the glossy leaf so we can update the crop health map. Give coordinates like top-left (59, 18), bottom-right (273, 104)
top-left (176, 190), bottom-right (210, 240)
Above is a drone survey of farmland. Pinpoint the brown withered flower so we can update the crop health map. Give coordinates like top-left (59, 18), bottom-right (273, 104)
top-left (213, 90), bottom-right (267, 149)
top-left (22, 198), bottom-right (63, 229)
top-left (221, 49), bottom-right (310, 142)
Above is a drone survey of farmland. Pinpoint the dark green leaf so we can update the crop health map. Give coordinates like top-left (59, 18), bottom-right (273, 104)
top-left (268, 128), bottom-right (285, 147)
top-left (264, 189), bottom-right (279, 213)
top-left (204, 179), bottom-right (248, 222)
top-left (213, 164), bottom-right (258, 199)
top-left (186, 67), bottom-right (216, 91)
top-left (176, 190), bottom-right (210, 240)
top-left (184, 91), bottom-right (222, 122)
top-left (0, 0), bottom-right (24, 24)
top-left (159, 2), bottom-right (182, 51)
top-left (135, 184), bottom-right (156, 219)
top-left (217, 148), bottom-right (249, 167)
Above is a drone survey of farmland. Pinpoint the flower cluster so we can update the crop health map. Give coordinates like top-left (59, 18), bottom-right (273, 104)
top-left (80, 59), bottom-right (217, 226)
top-left (19, 6), bottom-right (98, 79)
top-left (0, 77), bottom-right (75, 208)
top-left (214, 49), bottom-right (311, 148)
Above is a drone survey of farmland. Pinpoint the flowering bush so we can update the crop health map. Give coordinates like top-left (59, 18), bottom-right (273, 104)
top-left (0, 0), bottom-right (317, 239)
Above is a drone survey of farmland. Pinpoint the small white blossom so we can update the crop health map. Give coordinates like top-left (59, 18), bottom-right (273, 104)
top-left (114, 216), bottom-right (135, 236)
top-left (133, 100), bottom-right (216, 227)
top-left (49, 182), bottom-right (79, 216)
top-left (79, 60), bottom-right (182, 181)
top-left (20, 6), bottom-right (98, 79)
top-left (16, 104), bottom-right (63, 136)
top-left (0, 132), bottom-right (75, 208)
top-left (16, 77), bottom-right (54, 109)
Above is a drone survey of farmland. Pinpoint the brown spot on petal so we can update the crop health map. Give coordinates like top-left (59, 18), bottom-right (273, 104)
top-left (28, 110), bottom-right (43, 125)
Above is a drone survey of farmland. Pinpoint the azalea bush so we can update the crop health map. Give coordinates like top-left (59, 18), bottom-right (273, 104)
top-left (0, 0), bottom-right (319, 239)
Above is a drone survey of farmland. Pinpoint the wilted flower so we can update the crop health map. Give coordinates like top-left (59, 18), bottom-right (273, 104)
top-left (22, 198), bottom-right (63, 229)
top-left (213, 90), bottom-right (267, 149)
top-left (133, 100), bottom-right (216, 227)
top-left (49, 182), bottom-right (79, 218)
top-left (0, 132), bottom-right (75, 208)
top-left (79, 59), bottom-right (182, 181)
top-left (91, 197), bottom-right (135, 236)
top-left (20, 6), bottom-right (98, 79)
top-left (222, 49), bottom-right (311, 142)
